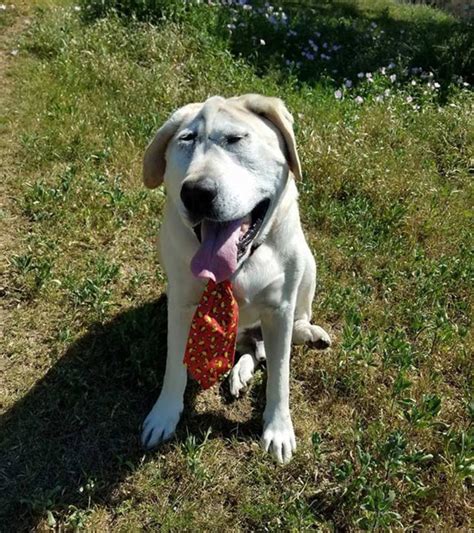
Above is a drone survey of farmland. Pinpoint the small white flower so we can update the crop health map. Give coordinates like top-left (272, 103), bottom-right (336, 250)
top-left (227, 23), bottom-right (236, 30)
top-left (384, 88), bottom-right (391, 97)
top-left (406, 96), bottom-right (413, 103)
top-left (259, 39), bottom-right (266, 46)
top-left (344, 79), bottom-right (352, 88)
top-left (0, 4), bottom-right (7, 10)
top-left (10, 49), bottom-right (18, 56)
top-left (463, 81), bottom-right (470, 87)
top-left (334, 89), bottom-right (343, 100)
top-left (387, 62), bottom-right (396, 70)
top-left (357, 72), bottom-right (365, 79)
top-left (370, 22), bottom-right (377, 28)
top-left (355, 96), bottom-right (364, 104)
top-left (375, 95), bottom-right (383, 103)
top-left (380, 67), bottom-right (386, 75)
top-left (389, 74), bottom-right (397, 83)
top-left (366, 72), bottom-right (372, 79)
top-left (411, 80), bottom-right (417, 86)
top-left (73, 5), bottom-right (81, 11)
top-left (434, 82), bottom-right (440, 89)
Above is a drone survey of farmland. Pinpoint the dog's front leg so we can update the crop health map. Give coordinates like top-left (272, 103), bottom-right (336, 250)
top-left (260, 303), bottom-right (297, 463)
top-left (141, 289), bottom-right (193, 449)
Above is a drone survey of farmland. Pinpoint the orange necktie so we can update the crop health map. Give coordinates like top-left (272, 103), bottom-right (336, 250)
top-left (183, 280), bottom-right (239, 389)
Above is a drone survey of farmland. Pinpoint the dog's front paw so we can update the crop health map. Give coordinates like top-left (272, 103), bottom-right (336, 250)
top-left (229, 353), bottom-right (257, 397)
top-left (141, 397), bottom-right (183, 449)
top-left (261, 412), bottom-right (296, 464)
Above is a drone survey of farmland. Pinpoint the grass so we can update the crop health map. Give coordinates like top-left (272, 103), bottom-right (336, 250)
top-left (0, 0), bottom-right (472, 530)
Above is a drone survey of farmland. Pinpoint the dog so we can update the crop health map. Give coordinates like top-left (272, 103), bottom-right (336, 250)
top-left (141, 94), bottom-right (331, 463)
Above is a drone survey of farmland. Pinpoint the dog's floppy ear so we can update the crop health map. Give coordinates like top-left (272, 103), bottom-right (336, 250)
top-left (233, 94), bottom-right (302, 180)
top-left (143, 103), bottom-right (202, 189)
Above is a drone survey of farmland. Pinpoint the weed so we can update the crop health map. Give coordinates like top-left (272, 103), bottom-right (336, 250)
top-left (67, 257), bottom-right (120, 318)
top-left (181, 427), bottom-right (212, 482)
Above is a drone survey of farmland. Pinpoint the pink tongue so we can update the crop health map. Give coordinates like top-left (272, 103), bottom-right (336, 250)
top-left (191, 218), bottom-right (244, 283)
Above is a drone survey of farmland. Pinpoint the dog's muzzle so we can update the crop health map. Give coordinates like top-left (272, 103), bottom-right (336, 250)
top-left (180, 178), bottom-right (217, 220)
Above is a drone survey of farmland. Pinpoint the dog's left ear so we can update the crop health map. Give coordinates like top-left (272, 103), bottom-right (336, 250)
top-left (143, 103), bottom-right (202, 189)
top-left (233, 94), bottom-right (302, 180)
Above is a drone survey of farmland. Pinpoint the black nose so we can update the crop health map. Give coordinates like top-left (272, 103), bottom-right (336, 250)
top-left (180, 179), bottom-right (217, 217)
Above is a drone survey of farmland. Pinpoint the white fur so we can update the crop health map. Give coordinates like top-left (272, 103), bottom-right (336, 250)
top-left (141, 94), bottom-right (331, 463)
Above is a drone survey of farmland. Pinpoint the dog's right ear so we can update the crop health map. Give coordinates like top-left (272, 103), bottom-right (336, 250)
top-left (143, 103), bottom-right (202, 189)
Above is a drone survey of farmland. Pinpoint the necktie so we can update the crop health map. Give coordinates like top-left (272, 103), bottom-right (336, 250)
top-left (183, 280), bottom-right (239, 389)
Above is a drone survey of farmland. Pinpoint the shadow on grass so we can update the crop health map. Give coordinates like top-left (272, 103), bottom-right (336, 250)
top-left (0, 295), bottom-right (262, 531)
top-left (219, 0), bottom-right (473, 88)
top-left (81, 0), bottom-right (473, 88)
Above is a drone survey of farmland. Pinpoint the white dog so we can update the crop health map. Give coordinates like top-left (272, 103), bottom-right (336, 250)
top-left (141, 94), bottom-right (331, 463)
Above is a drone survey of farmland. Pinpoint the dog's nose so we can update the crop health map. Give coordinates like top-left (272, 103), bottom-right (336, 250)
top-left (180, 179), bottom-right (217, 217)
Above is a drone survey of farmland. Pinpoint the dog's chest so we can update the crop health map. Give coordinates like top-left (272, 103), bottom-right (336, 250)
top-left (232, 246), bottom-right (285, 328)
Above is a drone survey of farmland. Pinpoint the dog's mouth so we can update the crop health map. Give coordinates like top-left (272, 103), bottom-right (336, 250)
top-left (191, 199), bottom-right (270, 283)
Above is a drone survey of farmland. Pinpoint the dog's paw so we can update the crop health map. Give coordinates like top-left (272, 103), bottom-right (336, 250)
top-left (141, 398), bottom-right (183, 449)
top-left (293, 321), bottom-right (331, 350)
top-left (229, 353), bottom-right (256, 398)
top-left (261, 413), bottom-right (296, 464)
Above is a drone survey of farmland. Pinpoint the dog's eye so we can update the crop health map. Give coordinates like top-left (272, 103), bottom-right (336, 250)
top-left (226, 135), bottom-right (245, 145)
top-left (179, 132), bottom-right (197, 142)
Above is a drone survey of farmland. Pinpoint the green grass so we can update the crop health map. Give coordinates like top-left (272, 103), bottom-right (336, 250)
top-left (0, 0), bottom-right (472, 530)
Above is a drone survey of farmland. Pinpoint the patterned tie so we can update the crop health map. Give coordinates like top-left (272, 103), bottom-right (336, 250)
top-left (183, 279), bottom-right (239, 389)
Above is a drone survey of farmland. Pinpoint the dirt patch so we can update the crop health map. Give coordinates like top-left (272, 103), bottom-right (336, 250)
top-left (0, 5), bottom-right (29, 279)
top-left (0, 5), bottom-right (34, 404)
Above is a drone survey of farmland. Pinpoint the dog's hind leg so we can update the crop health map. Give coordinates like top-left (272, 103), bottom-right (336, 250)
top-left (292, 250), bottom-right (331, 350)
top-left (229, 352), bottom-right (258, 398)
top-left (229, 327), bottom-right (265, 397)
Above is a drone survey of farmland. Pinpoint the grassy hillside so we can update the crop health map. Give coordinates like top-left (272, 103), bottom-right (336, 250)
top-left (1, 0), bottom-right (472, 530)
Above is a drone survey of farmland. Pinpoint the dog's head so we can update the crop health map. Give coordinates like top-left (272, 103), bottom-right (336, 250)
top-left (143, 94), bottom-right (301, 283)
